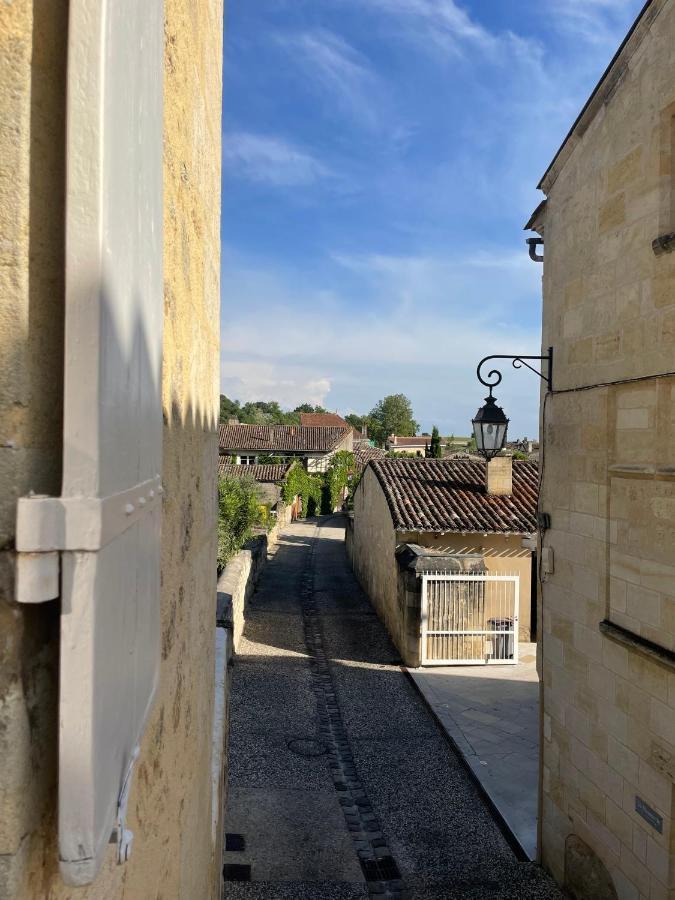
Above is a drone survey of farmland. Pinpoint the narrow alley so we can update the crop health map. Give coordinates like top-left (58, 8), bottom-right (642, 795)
top-left (222, 517), bottom-right (563, 900)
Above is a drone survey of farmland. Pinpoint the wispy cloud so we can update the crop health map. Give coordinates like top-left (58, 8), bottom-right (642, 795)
top-left (220, 250), bottom-right (542, 435)
top-left (222, 131), bottom-right (330, 186)
top-left (549, 0), bottom-right (642, 46)
top-left (276, 28), bottom-right (384, 129)
top-left (364, 0), bottom-right (499, 54)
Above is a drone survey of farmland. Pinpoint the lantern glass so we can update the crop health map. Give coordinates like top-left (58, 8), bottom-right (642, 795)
top-left (471, 395), bottom-right (509, 461)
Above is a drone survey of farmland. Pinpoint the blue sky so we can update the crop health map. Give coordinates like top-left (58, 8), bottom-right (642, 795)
top-left (220, 0), bottom-right (643, 437)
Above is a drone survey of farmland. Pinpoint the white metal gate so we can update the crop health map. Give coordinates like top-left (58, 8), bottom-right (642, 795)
top-left (420, 574), bottom-right (519, 666)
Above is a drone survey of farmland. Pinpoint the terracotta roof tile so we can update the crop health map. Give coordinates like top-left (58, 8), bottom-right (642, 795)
top-left (217, 462), bottom-right (291, 482)
top-left (218, 423), bottom-right (350, 453)
top-left (354, 445), bottom-right (386, 471)
top-left (299, 412), bottom-right (348, 428)
top-left (369, 458), bottom-right (538, 535)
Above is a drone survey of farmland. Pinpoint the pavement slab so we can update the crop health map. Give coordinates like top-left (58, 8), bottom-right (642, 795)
top-left (223, 516), bottom-right (562, 900)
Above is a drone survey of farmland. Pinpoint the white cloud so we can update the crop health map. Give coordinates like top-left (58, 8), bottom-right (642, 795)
top-left (220, 250), bottom-right (543, 436)
top-left (220, 360), bottom-right (332, 409)
top-left (222, 132), bottom-right (329, 186)
top-left (276, 28), bottom-right (385, 129)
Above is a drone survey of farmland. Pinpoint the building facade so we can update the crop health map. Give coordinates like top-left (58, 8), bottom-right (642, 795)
top-left (348, 458), bottom-right (538, 663)
top-left (219, 423), bottom-right (353, 472)
top-left (0, 1), bottom-right (224, 897)
top-left (530, 2), bottom-right (675, 897)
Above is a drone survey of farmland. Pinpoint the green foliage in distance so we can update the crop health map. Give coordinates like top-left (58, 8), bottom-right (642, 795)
top-left (217, 474), bottom-right (267, 567)
top-left (429, 426), bottom-right (442, 458)
top-left (282, 463), bottom-right (324, 517)
top-left (282, 453), bottom-right (356, 517)
top-left (322, 451), bottom-right (356, 513)
top-left (368, 394), bottom-right (419, 446)
top-left (219, 395), bottom-right (335, 425)
top-left (293, 403), bottom-right (328, 414)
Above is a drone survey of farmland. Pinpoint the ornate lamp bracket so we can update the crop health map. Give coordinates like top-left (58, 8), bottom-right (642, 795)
top-left (476, 346), bottom-right (553, 396)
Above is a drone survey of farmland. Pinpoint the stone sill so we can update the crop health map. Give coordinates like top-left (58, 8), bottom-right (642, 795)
top-left (599, 619), bottom-right (675, 671)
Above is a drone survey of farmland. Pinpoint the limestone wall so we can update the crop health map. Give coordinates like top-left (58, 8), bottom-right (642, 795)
top-left (349, 467), bottom-right (400, 652)
top-left (0, 1), bottom-right (224, 897)
top-left (218, 535), bottom-right (270, 650)
top-left (537, 2), bottom-right (675, 896)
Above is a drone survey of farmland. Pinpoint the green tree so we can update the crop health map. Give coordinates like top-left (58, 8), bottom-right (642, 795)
top-left (368, 394), bottom-right (419, 446)
top-left (219, 394), bottom-right (241, 423)
top-left (293, 403), bottom-right (327, 414)
top-left (345, 413), bottom-right (376, 439)
top-left (429, 425), bottom-right (442, 458)
top-left (239, 401), bottom-right (299, 426)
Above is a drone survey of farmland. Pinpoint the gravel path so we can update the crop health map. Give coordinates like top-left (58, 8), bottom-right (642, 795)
top-left (223, 517), bottom-right (563, 900)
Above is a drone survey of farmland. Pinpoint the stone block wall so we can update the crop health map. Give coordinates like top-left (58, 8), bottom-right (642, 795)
top-left (348, 467), bottom-right (401, 653)
top-left (218, 534), bottom-right (270, 650)
top-left (537, 3), bottom-right (675, 897)
top-left (0, 1), bottom-right (225, 897)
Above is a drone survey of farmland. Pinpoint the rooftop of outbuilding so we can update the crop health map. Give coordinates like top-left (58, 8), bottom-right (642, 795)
top-left (367, 458), bottom-right (538, 535)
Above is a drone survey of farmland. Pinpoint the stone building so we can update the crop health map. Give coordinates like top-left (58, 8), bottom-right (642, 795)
top-left (347, 457), bottom-right (539, 665)
top-left (527, 1), bottom-right (675, 897)
top-left (219, 422), bottom-right (353, 471)
top-left (0, 1), bottom-right (224, 897)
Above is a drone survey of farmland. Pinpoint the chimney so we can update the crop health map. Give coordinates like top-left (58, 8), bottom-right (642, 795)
top-left (486, 456), bottom-right (512, 496)
top-left (228, 417), bottom-right (239, 426)
top-left (363, 424), bottom-right (368, 438)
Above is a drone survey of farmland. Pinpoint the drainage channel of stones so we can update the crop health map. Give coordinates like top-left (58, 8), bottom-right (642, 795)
top-left (299, 522), bottom-right (404, 900)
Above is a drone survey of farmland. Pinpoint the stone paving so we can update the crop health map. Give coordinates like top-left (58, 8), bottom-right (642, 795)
top-left (223, 517), bottom-right (563, 900)
top-left (408, 646), bottom-right (540, 860)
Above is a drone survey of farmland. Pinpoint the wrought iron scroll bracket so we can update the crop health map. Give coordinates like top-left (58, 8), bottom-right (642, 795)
top-left (476, 346), bottom-right (553, 396)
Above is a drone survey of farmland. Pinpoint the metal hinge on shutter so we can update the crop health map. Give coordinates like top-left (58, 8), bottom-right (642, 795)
top-left (15, 477), bottom-right (163, 603)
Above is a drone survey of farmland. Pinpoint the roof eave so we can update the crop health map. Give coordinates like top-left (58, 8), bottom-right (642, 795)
top-left (395, 526), bottom-right (534, 537)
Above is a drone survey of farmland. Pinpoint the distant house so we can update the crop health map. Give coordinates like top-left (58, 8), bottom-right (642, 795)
top-left (218, 423), bottom-right (352, 472)
top-left (387, 434), bottom-right (447, 456)
top-left (347, 457), bottom-right (539, 665)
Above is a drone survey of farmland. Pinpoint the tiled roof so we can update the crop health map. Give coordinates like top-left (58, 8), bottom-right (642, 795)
top-left (217, 462), bottom-right (291, 483)
top-left (299, 412), bottom-right (348, 428)
top-left (219, 423), bottom-right (350, 453)
top-left (354, 444), bottom-right (386, 471)
top-left (368, 458), bottom-right (538, 535)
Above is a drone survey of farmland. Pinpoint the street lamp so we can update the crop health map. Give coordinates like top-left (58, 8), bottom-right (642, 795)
top-left (472, 392), bottom-right (509, 461)
top-left (472, 348), bottom-right (553, 462)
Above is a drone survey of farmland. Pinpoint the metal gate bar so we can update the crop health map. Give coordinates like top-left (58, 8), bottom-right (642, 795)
top-left (420, 573), bottom-right (519, 666)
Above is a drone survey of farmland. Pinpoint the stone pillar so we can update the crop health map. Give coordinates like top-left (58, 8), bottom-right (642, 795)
top-left (486, 456), bottom-right (512, 496)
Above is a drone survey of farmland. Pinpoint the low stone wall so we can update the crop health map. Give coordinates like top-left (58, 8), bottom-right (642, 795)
top-left (216, 515), bottom-right (288, 650)
top-left (217, 535), bottom-right (268, 649)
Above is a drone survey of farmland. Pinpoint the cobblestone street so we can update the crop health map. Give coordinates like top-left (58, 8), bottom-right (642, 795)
top-left (223, 517), bottom-right (564, 900)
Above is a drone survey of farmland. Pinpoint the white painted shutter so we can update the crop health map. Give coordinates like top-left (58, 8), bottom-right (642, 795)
top-left (16, 0), bottom-right (165, 885)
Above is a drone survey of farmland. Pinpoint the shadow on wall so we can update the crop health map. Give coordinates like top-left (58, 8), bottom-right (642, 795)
top-left (1, 11), bottom-right (221, 900)
top-left (0, 1), bottom-right (67, 895)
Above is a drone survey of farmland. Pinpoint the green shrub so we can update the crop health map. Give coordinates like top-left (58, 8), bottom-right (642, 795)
top-left (282, 462), bottom-right (323, 518)
top-left (217, 474), bottom-right (265, 567)
top-left (323, 451), bottom-right (355, 513)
